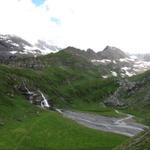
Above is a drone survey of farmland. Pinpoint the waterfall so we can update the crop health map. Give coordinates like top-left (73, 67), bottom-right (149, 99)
top-left (39, 91), bottom-right (50, 108)
top-left (23, 82), bottom-right (32, 95)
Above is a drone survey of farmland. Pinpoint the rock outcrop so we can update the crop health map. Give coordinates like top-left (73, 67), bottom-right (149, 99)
top-left (104, 78), bottom-right (144, 107)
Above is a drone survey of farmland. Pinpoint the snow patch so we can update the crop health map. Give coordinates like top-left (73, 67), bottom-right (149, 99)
top-left (130, 55), bottom-right (138, 59)
top-left (113, 60), bottom-right (117, 64)
top-left (125, 71), bottom-right (134, 77)
top-left (102, 75), bottom-right (109, 79)
top-left (121, 67), bottom-right (135, 77)
top-left (119, 58), bottom-right (135, 62)
top-left (121, 67), bottom-right (130, 71)
top-left (10, 51), bottom-right (17, 54)
top-left (111, 71), bottom-right (117, 77)
top-left (91, 59), bottom-right (111, 63)
top-left (39, 48), bottom-right (59, 55)
top-left (11, 43), bottom-right (20, 47)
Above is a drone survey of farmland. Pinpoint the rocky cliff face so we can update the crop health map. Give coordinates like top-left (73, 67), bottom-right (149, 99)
top-left (104, 78), bottom-right (145, 107)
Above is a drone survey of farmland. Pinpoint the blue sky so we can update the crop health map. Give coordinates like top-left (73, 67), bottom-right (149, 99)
top-left (32, 0), bottom-right (61, 25)
top-left (32, 0), bottom-right (45, 6)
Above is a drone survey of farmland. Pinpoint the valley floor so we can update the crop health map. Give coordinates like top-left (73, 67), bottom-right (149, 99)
top-left (62, 110), bottom-right (148, 137)
top-left (0, 111), bottom-right (128, 150)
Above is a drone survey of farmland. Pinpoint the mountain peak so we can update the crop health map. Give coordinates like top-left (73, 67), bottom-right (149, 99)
top-left (86, 48), bottom-right (95, 54)
top-left (0, 34), bottom-right (61, 59)
top-left (103, 46), bottom-right (124, 53)
top-left (98, 46), bottom-right (128, 60)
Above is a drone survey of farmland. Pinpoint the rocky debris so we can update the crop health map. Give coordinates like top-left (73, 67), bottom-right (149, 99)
top-left (104, 87), bottom-right (125, 107)
top-left (119, 78), bottom-right (145, 94)
top-left (104, 78), bottom-right (145, 107)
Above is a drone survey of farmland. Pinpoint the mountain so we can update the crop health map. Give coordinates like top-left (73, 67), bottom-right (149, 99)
top-left (63, 46), bottom-right (150, 78)
top-left (97, 46), bottom-right (128, 60)
top-left (0, 39), bottom-right (150, 149)
top-left (1, 34), bottom-right (150, 79)
top-left (62, 46), bottom-right (97, 60)
top-left (135, 53), bottom-right (150, 61)
top-left (0, 34), bottom-right (61, 60)
top-left (62, 46), bottom-right (127, 60)
top-left (35, 40), bottom-right (61, 54)
top-left (1, 34), bottom-right (150, 78)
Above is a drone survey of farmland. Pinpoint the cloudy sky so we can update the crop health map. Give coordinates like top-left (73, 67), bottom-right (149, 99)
top-left (0, 0), bottom-right (150, 53)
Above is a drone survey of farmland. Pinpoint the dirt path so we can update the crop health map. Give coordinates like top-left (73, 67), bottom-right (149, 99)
top-left (62, 110), bottom-right (148, 137)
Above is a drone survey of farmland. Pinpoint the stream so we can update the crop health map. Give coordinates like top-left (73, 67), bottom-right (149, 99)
top-left (62, 110), bottom-right (148, 137)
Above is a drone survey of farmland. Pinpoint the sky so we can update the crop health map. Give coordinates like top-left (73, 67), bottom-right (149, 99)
top-left (0, 0), bottom-right (150, 53)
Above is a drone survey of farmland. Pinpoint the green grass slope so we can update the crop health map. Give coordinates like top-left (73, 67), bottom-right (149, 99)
top-left (115, 129), bottom-right (150, 150)
top-left (0, 110), bottom-right (128, 150)
top-left (0, 51), bottom-right (128, 150)
top-left (0, 51), bottom-right (119, 114)
top-left (0, 63), bottom-right (128, 150)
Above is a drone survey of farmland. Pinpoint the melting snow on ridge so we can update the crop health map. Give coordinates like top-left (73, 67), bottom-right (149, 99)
top-left (39, 48), bottom-right (59, 55)
top-left (24, 45), bottom-right (59, 55)
top-left (121, 67), bottom-right (135, 77)
top-left (113, 60), bottom-right (117, 64)
top-left (10, 51), bottom-right (17, 54)
top-left (102, 75), bottom-right (109, 79)
top-left (91, 59), bottom-right (111, 63)
top-left (111, 71), bottom-right (118, 77)
top-left (119, 57), bottom-right (136, 62)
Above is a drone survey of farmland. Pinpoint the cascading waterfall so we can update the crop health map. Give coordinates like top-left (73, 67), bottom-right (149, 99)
top-left (23, 82), bottom-right (32, 95)
top-left (39, 91), bottom-right (50, 108)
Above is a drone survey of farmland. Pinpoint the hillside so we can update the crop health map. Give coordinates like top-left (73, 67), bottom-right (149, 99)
top-left (115, 129), bottom-right (150, 150)
top-left (103, 70), bottom-right (150, 150)
top-left (0, 65), bottom-right (126, 150)
top-left (0, 50), bottom-right (119, 112)
top-left (104, 70), bottom-right (150, 124)
top-left (0, 44), bottom-right (150, 150)
top-left (0, 51), bottom-right (128, 150)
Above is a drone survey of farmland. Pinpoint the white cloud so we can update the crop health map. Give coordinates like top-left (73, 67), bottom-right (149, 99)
top-left (0, 0), bottom-right (150, 53)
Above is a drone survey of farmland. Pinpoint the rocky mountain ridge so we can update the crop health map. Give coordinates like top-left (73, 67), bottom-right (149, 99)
top-left (63, 46), bottom-right (150, 78)
top-left (0, 34), bottom-right (61, 59)
top-left (1, 34), bottom-right (150, 78)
